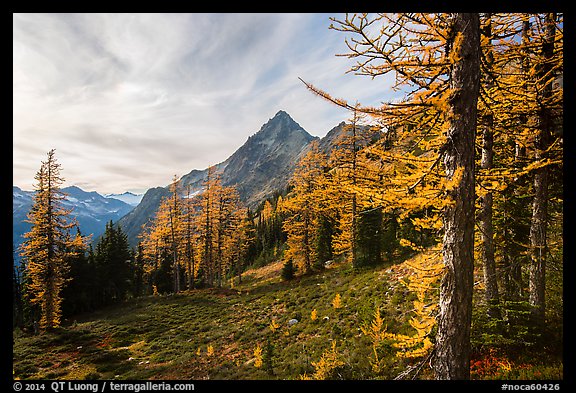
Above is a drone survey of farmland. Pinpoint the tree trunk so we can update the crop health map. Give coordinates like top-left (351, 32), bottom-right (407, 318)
top-left (529, 130), bottom-right (549, 325)
top-left (528, 12), bottom-right (556, 325)
top-left (169, 206), bottom-right (180, 293)
top-left (351, 113), bottom-right (358, 268)
top-left (433, 13), bottom-right (480, 380)
top-left (187, 186), bottom-right (195, 290)
top-left (501, 139), bottom-right (527, 303)
top-left (478, 14), bottom-right (501, 320)
top-left (303, 212), bottom-right (311, 274)
top-left (479, 115), bottom-right (501, 320)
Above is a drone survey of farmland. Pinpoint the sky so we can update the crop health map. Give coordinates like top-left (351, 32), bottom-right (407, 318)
top-left (13, 13), bottom-right (398, 195)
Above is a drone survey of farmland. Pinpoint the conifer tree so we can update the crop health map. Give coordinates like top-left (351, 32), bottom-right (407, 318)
top-left (174, 166), bottom-right (244, 288)
top-left (238, 208), bottom-right (257, 283)
top-left (140, 217), bottom-right (165, 294)
top-left (303, 13), bottom-right (481, 379)
top-left (281, 258), bottom-right (296, 281)
top-left (477, 13), bottom-right (502, 321)
top-left (214, 185), bottom-right (241, 287)
top-left (167, 175), bottom-right (183, 293)
top-left (61, 227), bottom-right (94, 316)
top-left (140, 180), bottom-right (183, 294)
top-left (356, 207), bottom-right (384, 267)
top-left (527, 12), bottom-right (560, 324)
top-left (314, 215), bottom-right (335, 269)
top-left (134, 242), bottom-right (145, 297)
top-left (13, 249), bottom-right (25, 328)
top-left (139, 168), bottom-right (245, 290)
top-left (200, 166), bottom-right (218, 286)
top-left (326, 110), bottom-right (378, 268)
top-left (183, 184), bottom-right (198, 290)
top-left (20, 149), bottom-right (86, 330)
top-left (478, 13), bottom-right (563, 326)
top-left (94, 221), bottom-right (133, 305)
top-left (283, 141), bottom-right (327, 275)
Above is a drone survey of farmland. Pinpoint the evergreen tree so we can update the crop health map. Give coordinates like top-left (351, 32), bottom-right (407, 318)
top-left (61, 227), bottom-right (94, 317)
top-left (281, 259), bottom-right (296, 281)
top-left (134, 243), bottom-right (145, 297)
top-left (283, 142), bottom-right (327, 275)
top-left (355, 207), bottom-right (384, 267)
top-left (314, 215), bottom-right (335, 269)
top-left (381, 211), bottom-right (400, 263)
top-left (13, 250), bottom-right (24, 329)
top-left (304, 12), bottom-right (482, 379)
top-left (93, 221), bottom-right (133, 306)
top-left (20, 149), bottom-right (86, 330)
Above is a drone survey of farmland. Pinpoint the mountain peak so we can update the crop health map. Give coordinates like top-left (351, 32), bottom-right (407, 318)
top-left (119, 111), bottom-right (317, 245)
top-left (253, 110), bottom-right (310, 143)
top-left (265, 110), bottom-right (298, 127)
top-left (272, 110), bottom-right (290, 120)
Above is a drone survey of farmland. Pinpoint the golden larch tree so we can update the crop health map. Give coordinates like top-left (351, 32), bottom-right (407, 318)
top-left (20, 149), bottom-right (86, 330)
top-left (303, 13), bottom-right (481, 379)
top-left (283, 141), bottom-right (327, 275)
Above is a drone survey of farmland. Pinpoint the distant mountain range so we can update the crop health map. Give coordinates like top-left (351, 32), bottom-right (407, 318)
top-left (104, 192), bottom-right (143, 207)
top-left (12, 186), bottom-right (137, 260)
top-left (13, 110), bottom-right (376, 250)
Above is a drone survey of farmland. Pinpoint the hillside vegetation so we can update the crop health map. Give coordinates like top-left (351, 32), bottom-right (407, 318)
top-left (13, 255), bottom-right (562, 381)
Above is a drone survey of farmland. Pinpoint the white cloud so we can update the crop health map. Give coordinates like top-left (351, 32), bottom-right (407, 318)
top-left (13, 13), bottom-right (397, 194)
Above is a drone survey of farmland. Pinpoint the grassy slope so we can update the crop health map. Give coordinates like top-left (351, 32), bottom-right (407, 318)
top-left (13, 259), bottom-right (418, 380)
top-left (13, 255), bottom-right (563, 380)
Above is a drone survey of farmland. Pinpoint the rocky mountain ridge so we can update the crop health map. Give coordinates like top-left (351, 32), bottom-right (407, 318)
top-left (117, 110), bottom-right (319, 245)
top-left (12, 185), bottom-right (135, 259)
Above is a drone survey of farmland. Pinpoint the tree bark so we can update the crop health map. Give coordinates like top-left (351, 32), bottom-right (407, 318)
top-left (169, 206), bottom-right (179, 293)
top-left (529, 13), bottom-right (556, 324)
top-left (433, 13), bottom-right (480, 380)
top-left (350, 112), bottom-right (358, 268)
top-left (479, 115), bottom-right (501, 320)
top-left (478, 14), bottom-right (501, 321)
top-left (186, 185), bottom-right (195, 290)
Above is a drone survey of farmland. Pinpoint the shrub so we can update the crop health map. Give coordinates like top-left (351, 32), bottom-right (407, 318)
top-left (281, 259), bottom-right (296, 281)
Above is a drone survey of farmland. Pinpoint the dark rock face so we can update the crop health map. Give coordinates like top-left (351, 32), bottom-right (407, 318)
top-left (215, 110), bottom-right (317, 205)
top-left (178, 110), bottom-right (317, 205)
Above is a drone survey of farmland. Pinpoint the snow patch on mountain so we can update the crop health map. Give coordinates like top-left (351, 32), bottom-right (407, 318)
top-left (105, 192), bottom-right (143, 206)
top-left (13, 186), bottom-right (137, 260)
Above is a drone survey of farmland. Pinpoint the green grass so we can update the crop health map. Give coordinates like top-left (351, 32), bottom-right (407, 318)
top-left (14, 260), bottom-right (414, 380)
top-left (12, 257), bottom-right (563, 380)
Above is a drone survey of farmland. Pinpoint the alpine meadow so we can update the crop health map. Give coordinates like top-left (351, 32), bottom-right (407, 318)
top-left (13, 13), bottom-right (563, 384)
